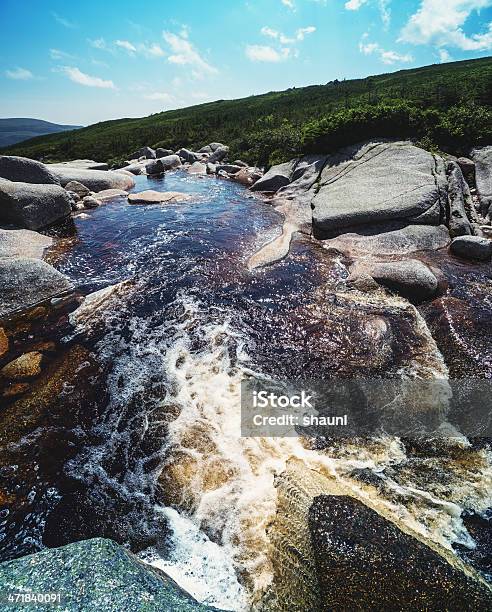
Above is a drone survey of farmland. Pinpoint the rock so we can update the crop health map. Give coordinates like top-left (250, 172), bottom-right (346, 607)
top-left (47, 167), bottom-right (135, 192)
top-left (0, 538), bottom-right (218, 611)
top-left (215, 164), bottom-right (242, 175)
top-left (472, 146), bottom-right (492, 220)
top-left (0, 257), bottom-right (74, 318)
top-left (128, 191), bottom-right (192, 205)
top-left (95, 189), bottom-right (128, 202)
top-left (0, 328), bottom-right (8, 358)
top-left (450, 235), bottom-right (492, 261)
top-left (198, 145), bottom-right (213, 154)
top-left (83, 196), bottom-right (100, 209)
top-left (446, 161), bottom-right (473, 237)
top-left (276, 155), bottom-right (328, 216)
top-left (457, 157), bottom-right (475, 179)
top-left (209, 142), bottom-right (226, 152)
top-left (130, 146), bottom-right (156, 160)
top-left (208, 146), bottom-right (229, 164)
top-left (232, 160), bottom-right (248, 167)
top-left (206, 163), bottom-right (217, 175)
top-left (156, 148), bottom-right (174, 158)
top-left (120, 163), bottom-right (144, 176)
top-left (324, 224), bottom-right (451, 257)
top-left (0, 229), bottom-right (52, 259)
top-left (64, 180), bottom-right (91, 198)
top-left (0, 179), bottom-right (72, 230)
top-left (0, 155), bottom-right (60, 185)
top-left (311, 142), bottom-right (446, 235)
top-left (235, 167), bottom-right (263, 187)
top-left (1, 351), bottom-right (43, 380)
top-left (50, 159), bottom-right (109, 170)
top-left (2, 382), bottom-right (29, 399)
top-left (251, 160), bottom-right (297, 192)
top-left (160, 154), bottom-right (182, 170)
top-left (145, 159), bottom-right (165, 176)
top-left (177, 148), bottom-right (199, 163)
top-left (309, 495), bottom-right (492, 611)
top-left (188, 162), bottom-right (207, 175)
top-left (363, 259), bottom-right (440, 303)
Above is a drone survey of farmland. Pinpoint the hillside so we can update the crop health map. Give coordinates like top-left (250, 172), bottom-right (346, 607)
top-left (2, 56), bottom-right (491, 166)
top-left (0, 118), bottom-right (82, 148)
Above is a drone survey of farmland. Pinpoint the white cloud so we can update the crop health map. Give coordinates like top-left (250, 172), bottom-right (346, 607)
top-left (245, 45), bottom-right (291, 62)
top-left (439, 48), bottom-right (453, 62)
top-left (296, 26), bottom-right (316, 40)
top-left (5, 67), bottom-right (34, 80)
top-left (52, 12), bottom-right (76, 29)
top-left (359, 35), bottom-right (413, 64)
top-left (345, 0), bottom-right (368, 9)
top-left (379, 0), bottom-right (392, 28)
top-left (139, 43), bottom-right (165, 58)
top-left (57, 66), bottom-right (116, 89)
top-left (281, 0), bottom-right (296, 9)
top-left (261, 26), bottom-right (279, 39)
top-left (115, 40), bottom-right (137, 54)
top-left (143, 92), bottom-right (173, 101)
top-left (88, 38), bottom-right (108, 50)
top-left (163, 31), bottom-right (218, 76)
top-left (49, 48), bottom-right (75, 60)
top-left (400, 0), bottom-right (492, 50)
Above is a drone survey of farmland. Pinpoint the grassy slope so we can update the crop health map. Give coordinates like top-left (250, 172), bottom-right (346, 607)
top-left (2, 56), bottom-right (491, 165)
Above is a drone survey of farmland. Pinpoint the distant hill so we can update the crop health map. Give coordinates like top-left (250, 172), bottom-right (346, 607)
top-left (2, 56), bottom-right (491, 166)
top-left (0, 118), bottom-right (82, 148)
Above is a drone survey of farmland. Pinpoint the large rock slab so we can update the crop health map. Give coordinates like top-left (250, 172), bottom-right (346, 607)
top-left (47, 166), bottom-right (135, 192)
top-left (451, 235), bottom-right (492, 261)
top-left (0, 179), bottom-right (72, 230)
top-left (0, 257), bottom-right (74, 318)
top-left (0, 229), bottom-right (52, 259)
top-left (50, 159), bottom-right (109, 170)
top-left (472, 146), bottom-right (492, 220)
top-left (446, 161), bottom-right (473, 236)
top-left (251, 160), bottom-right (297, 192)
top-left (309, 495), bottom-right (492, 611)
top-left (324, 224), bottom-right (450, 257)
top-left (0, 538), bottom-right (218, 611)
top-left (311, 142), bottom-right (446, 234)
top-left (0, 156), bottom-right (60, 185)
top-left (128, 190), bottom-right (192, 205)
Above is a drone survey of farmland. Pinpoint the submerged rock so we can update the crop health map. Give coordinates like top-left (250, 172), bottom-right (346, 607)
top-left (309, 495), bottom-right (492, 611)
top-left (0, 229), bottom-right (52, 259)
top-left (0, 155), bottom-right (60, 185)
top-left (450, 235), bottom-right (492, 261)
top-left (355, 259), bottom-right (441, 303)
top-left (1, 351), bottom-right (43, 380)
top-left (312, 142), bottom-right (446, 235)
top-left (128, 190), bottom-right (192, 205)
top-left (0, 538), bottom-right (218, 611)
top-left (0, 179), bottom-right (72, 230)
top-left (0, 257), bottom-right (74, 318)
top-left (47, 166), bottom-right (135, 192)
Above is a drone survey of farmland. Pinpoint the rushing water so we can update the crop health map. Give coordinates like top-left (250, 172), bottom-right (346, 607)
top-left (2, 170), bottom-right (492, 610)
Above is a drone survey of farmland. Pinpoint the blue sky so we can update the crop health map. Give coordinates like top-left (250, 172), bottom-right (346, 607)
top-left (1, 0), bottom-right (491, 125)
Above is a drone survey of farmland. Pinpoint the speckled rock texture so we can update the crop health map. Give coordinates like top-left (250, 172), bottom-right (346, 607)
top-left (309, 495), bottom-right (492, 612)
top-left (0, 538), bottom-right (220, 611)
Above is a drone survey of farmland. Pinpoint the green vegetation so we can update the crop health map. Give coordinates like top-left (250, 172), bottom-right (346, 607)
top-left (3, 56), bottom-right (491, 167)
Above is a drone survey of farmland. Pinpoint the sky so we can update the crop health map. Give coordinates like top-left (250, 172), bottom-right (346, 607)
top-left (1, 0), bottom-right (491, 126)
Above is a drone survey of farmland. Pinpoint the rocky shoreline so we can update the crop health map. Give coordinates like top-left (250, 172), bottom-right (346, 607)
top-left (1, 140), bottom-right (492, 609)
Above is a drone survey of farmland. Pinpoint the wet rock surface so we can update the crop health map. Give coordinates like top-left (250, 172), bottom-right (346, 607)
top-left (0, 258), bottom-right (74, 318)
top-left (0, 538), bottom-right (219, 611)
top-left (0, 229), bottom-right (52, 259)
top-left (309, 495), bottom-right (492, 612)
